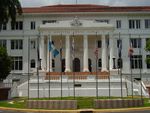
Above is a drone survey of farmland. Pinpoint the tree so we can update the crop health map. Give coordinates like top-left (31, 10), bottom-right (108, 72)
top-left (145, 39), bottom-right (150, 64)
top-left (0, 0), bottom-right (22, 30)
top-left (0, 46), bottom-right (12, 81)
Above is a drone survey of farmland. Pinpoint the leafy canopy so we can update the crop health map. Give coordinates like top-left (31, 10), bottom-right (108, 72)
top-left (0, 46), bottom-right (12, 80)
top-left (0, 0), bottom-right (22, 30)
top-left (145, 39), bottom-right (150, 64)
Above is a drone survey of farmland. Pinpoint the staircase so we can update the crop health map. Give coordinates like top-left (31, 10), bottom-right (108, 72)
top-left (45, 72), bottom-right (109, 80)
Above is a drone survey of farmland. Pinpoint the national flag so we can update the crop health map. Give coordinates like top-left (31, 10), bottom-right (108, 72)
top-left (118, 39), bottom-right (122, 58)
top-left (128, 41), bottom-right (134, 57)
top-left (49, 41), bottom-right (59, 58)
top-left (72, 38), bottom-right (75, 58)
top-left (94, 48), bottom-right (98, 59)
top-left (49, 41), bottom-right (53, 51)
top-left (37, 36), bottom-right (41, 69)
top-left (52, 49), bottom-right (59, 58)
top-left (59, 38), bottom-right (63, 60)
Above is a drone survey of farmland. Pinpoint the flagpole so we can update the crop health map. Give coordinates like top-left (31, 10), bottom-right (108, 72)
top-left (96, 53), bottom-right (98, 99)
top-left (60, 34), bottom-right (63, 99)
top-left (119, 32), bottom-right (123, 98)
top-left (48, 35), bottom-right (51, 99)
top-left (129, 34), bottom-right (134, 99)
top-left (72, 33), bottom-right (75, 99)
top-left (95, 32), bottom-right (98, 99)
top-left (37, 33), bottom-right (40, 99)
top-left (108, 34), bottom-right (111, 99)
top-left (130, 56), bottom-right (133, 99)
top-left (139, 35), bottom-right (142, 99)
top-left (27, 37), bottom-right (30, 100)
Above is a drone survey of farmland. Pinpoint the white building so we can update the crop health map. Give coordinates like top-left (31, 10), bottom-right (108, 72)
top-left (1, 4), bottom-right (150, 80)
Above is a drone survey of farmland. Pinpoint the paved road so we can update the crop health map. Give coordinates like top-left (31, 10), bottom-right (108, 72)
top-left (0, 111), bottom-right (25, 113)
top-left (103, 110), bottom-right (150, 113)
top-left (1, 110), bottom-right (150, 113)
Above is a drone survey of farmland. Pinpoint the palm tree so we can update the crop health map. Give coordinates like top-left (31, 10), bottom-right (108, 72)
top-left (0, 0), bottom-right (22, 30)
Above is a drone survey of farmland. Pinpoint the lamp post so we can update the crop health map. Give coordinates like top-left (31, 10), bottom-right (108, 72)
top-left (95, 48), bottom-right (98, 99)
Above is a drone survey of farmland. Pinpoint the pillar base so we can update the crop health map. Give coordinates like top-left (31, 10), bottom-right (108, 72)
top-left (46, 69), bottom-right (53, 72)
top-left (101, 69), bottom-right (108, 72)
top-left (65, 69), bottom-right (71, 72)
top-left (83, 68), bottom-right (89, 72)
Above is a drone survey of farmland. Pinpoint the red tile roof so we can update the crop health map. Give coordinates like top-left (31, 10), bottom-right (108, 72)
top-left (23, 4), bottom-right (150, 13)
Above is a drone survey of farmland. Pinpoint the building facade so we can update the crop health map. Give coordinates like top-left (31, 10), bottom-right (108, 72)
top-left (1, 4), bottom-right (150, 79)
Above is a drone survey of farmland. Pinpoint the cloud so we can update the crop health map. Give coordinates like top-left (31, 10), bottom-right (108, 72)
top-left (20, 0), bottom-right (150, 7)
top-left (107, 0), bottom-right (150, 6)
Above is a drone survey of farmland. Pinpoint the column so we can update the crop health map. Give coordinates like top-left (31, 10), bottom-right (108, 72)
top-left (101, 34), bottom-right (107, 72)
top-left (83, 35), bottom-right (89, 72)
top-left (23, 37), bottom-right (29, 73)
top-left (65, 35), bottom-right (71, 72)
top-left (109, 37), bottom-right (115, 70)
top-left (40, 37), bottom-right (46, 71)
top-left (47, 35), bottom-right (53, 72)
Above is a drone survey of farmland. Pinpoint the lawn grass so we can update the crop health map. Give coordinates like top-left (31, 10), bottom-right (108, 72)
top-left (0, 97), bottom-right (150, 109)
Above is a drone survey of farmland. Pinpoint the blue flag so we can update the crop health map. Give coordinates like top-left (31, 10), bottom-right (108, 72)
top-left (49, 41), bottom-right (59, 57)
top-left (49, 41), bottom-right (53, 51)
top-left (53, 49), bottom-right (59, 58)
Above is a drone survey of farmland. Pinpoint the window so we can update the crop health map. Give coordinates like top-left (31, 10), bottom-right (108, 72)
top-left (129, 19), bottom-right (141, 29)
top-left (145, 19), bottom-right (150, 29)
top-left (30, 40), bottom-right (36, 49)
top-left (11, 21), bottom-right (23, 30)
top-left (11, 56), bottom-right (23, 70)
top-left (130, 38), bottom-right (141, 48)
top-left (146, 55), bottom-right (150, 69)
top-left (42, 20), bottom-right (57, 24)
top-left (0, 40), bottom-right (7, 48)
top-left (116, 20), bottom-right (121, 29)
top-left (11, 40), bottom-right (23, 50)
top-left (2, 23), bottom-right (7, 30)
top-left (31, 21), bottom-right (36, 30)
top-left (130, 55), bottom-right (142, 69)
top-left (97, 40), bottom-right (101, 48)
top-left (31, 59), bottom-right (35, 68)
top-left (95, 19), bottom-right (109, 23)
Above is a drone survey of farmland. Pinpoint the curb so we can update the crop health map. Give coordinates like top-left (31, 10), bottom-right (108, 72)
top-left (1, 107), bottom-right (150, 112)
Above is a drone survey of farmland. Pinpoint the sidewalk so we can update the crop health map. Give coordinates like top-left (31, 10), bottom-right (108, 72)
top-left (1, 106), bottom-right (150, 113)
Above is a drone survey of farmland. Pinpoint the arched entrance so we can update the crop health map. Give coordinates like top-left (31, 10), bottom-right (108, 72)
top-left (62, 59), bottom-right (65, 72)
top-left (88, 59), bottom-right (92, 72)
top-left (73, 58), bottom-right (80, 72)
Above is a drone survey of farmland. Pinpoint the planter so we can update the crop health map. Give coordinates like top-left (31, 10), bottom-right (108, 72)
top-left (27, 100), bottom-right (77, 109)
top-left (94, 99), bottom-right (144, 109)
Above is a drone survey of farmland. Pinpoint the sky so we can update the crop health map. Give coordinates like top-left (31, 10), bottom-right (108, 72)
top-left (20, 0), bottom-right (150, 7)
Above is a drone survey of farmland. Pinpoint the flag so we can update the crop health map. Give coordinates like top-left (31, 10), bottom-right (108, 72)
top-left (49, 41), bottom-right (59, 58)
top-left (128, 41), bottom-right (134, 57)
top-left (118, 39), bottom-right (122, 58)
top-left (52, 49), bottom-right (59, 58)
top-left (72, 38), bottom-right (75, 58)
top-left (49, 41), bottom-right (53, 51)
top-left (94, 48), bottom-right (98, 59)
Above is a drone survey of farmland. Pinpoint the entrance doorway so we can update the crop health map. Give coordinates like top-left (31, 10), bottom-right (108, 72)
top-left (62, 59), bottom-right (65, 72)
top-left (88, 59), bottom-right (92, 72)
top-left (73, 58), bottom-right (80, 72)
